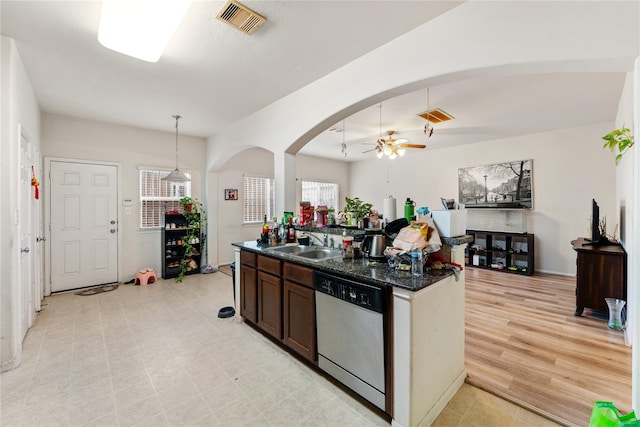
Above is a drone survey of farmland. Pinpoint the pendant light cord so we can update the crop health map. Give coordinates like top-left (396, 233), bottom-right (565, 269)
top-left (173, 114), bottom-right (182, 168)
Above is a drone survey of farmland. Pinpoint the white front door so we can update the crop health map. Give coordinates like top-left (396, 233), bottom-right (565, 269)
top-left (19, 131), bottom-right (33, 336)
top-left (50, 161), bottom-right (118, 293)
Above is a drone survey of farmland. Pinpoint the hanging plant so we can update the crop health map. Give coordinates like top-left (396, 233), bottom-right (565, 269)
top-left (602, 127), bottom-right (634, 166)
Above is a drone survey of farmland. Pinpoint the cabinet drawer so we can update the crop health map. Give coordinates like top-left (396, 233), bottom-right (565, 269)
top-left (240, 250), bottom-right (257, 267)
top-left (258, 255), bottom-right (281, 275)
top-left (284, 262), bottom-right (314, 289)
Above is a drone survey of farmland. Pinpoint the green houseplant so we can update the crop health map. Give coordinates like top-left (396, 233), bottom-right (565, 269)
top-left (602, 127), bottom-right (634, 166)
top-left (340, 197), bottom-right (373, 225)
top-left (180, 196), bottom-right (194, 212)
top-left (176, 198), bottom-right (205, 282)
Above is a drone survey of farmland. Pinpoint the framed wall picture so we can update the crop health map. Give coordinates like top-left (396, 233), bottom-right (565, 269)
top-left (458, 159), bottom-right (533, 209)
top-left (224, 189), bottom-right (238, 200)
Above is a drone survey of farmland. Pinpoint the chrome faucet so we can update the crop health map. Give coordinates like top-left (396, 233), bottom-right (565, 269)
top-left (307, 233), bottom-right (327, 247)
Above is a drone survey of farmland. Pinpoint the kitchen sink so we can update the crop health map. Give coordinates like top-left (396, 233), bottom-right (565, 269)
top-left (267, 245), bottom-right (312, 254)
top-left (267, 245), bottom-right (342, 261)
top-left (294, 248), bottom-right (342, 261)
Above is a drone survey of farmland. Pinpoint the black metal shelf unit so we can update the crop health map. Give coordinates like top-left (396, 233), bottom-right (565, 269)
top-left (465, 230), bottom-right (534, 276)
top-left (161, 213), bottom-right (201, 279)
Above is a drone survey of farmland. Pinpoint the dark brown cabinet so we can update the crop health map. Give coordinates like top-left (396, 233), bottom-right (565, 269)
top-left (240, 250), bottom-right (258, 323)
top-left (283, 263), bottom-right (316, 363)
top-left (571, 238), bottom-right (627, 316)
top-left (161, 213), bottom-right (201, 279)
top-left (257, 255), bottom-right (282, 339)
top-left (239, 250), bottom-right (317, 363)
top-left (465, 230), bottom-right (534, 276)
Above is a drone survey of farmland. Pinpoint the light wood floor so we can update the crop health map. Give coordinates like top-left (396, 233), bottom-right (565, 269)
top-left (465, 267), bottom-right (632, 427)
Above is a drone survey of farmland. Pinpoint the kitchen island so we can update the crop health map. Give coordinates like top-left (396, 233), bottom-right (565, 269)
top-left (232, 236), bottom-right (469, 427)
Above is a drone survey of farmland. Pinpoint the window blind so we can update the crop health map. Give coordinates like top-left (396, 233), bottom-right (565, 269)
top-left (301, 180), bottom-right (338, 209)
top-left (243, 176), bottom-right (275, 223)
top-left (139, 169), bottom-right (191, 228)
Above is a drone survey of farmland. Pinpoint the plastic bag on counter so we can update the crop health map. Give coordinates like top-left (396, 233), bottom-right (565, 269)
top-left (392, 219), bottom-right (442, 254)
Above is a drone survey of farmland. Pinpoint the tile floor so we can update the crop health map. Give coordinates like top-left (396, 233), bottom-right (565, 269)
top-left (0, 271), bottom-right (561, 427)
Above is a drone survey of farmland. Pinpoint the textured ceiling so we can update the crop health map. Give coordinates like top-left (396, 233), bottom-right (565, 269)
top-left (0, 1), bottom-right (634, 162)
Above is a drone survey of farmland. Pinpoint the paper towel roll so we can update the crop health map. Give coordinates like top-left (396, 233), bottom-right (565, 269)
top-left (383, 196), bottom-right (397, 224)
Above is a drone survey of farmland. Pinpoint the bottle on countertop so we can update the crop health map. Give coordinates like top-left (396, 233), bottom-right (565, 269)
top-left (287, 217), bottom-right (296, 243)
top-left (404, 198), bottom-right (416, 223)
top-left (411, 245), bottom-right (423, 277)
top-left (271, 217), bottom-right (279, 242)
top-left (262, 215), bottom-right (269, 233)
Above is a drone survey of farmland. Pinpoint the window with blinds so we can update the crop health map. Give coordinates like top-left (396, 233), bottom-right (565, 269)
top-left (301, 180), bottom-right (339, 209)
top-left (139, 169), bottom-right (191, 228)
top-left (243, 176), bottom-right (275, 223)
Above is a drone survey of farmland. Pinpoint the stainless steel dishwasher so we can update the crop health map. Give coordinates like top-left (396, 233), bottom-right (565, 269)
top-left (314, 271), bottom-right (386, 410)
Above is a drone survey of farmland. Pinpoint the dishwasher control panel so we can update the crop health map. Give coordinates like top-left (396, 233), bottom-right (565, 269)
top-left (314, 271), bottom-right (384, 313)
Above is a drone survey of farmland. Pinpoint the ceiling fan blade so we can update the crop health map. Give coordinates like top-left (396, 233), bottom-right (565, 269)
top-left (362, 148), bottom-right (377, 154)
top-left (399, 143), bottom-right (426, 149)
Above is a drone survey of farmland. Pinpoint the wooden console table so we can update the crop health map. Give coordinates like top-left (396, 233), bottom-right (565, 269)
top-left (571, 238), bottom-right (626, 316)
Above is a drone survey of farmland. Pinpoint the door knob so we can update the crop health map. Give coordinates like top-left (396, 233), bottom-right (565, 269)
top-left (36, 236), bottom-right (47, 242)
top-left (21, 247), bottom-right (30, 253)
top-left (110, 229), bottom-right (116, 234)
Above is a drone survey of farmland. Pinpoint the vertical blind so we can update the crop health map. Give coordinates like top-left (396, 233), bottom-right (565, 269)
top-left (139, 169), bottom-right (191, 228)
top-left (301, 180), bottom-right (339, 209)
top-left (243, 176), bottom-right (275, 223)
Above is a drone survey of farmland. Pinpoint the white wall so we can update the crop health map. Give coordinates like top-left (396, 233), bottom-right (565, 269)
top-left (1, 36), bottom-right (41, 371)
top-left (40, 113), bottom-right (207, 280)
top-left (215, 151), bottom-right (349, 265)
top-left (350, 122), bottom-right (617, 275)
top-left (295, 154), bottom-right (350, 210)
top-left (216, 148), bottom-right (274, 265)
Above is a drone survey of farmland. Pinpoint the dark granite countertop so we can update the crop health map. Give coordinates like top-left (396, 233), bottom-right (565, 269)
top-left (232, 240), bottom-right (458, 291)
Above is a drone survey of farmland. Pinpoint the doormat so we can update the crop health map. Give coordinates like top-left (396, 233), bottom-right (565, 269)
top-left (75, 284), bottom-right (119, 296)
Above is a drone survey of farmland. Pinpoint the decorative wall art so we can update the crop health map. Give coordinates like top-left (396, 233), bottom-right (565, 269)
top-left (224, 189), bottom-right (238, 200)
top-left (458, 159), bottom-right (533, 209)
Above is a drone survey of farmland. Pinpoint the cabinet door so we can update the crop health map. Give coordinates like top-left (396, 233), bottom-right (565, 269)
top-left (258, 271), bottom-right (282, 339)
top-left (240, 266), bottom-right (258, 323)
top-left (577, 252), bottom-right (625, 313)
top-left (283, 280), bottom-right (316, 363)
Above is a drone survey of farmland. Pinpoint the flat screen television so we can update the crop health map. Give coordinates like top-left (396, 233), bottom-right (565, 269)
top-left (584, 199), bottom-right (613, 246)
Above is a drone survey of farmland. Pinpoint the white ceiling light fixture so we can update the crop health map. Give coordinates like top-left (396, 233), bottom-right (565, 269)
top-left (98, 0), bottom-right (193, 62)
top-left (162, 115), bottom-right (191, 183)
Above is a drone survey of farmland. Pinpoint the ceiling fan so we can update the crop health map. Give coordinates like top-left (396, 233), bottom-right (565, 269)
top-left (362, 102), bottom-right (426, 159)
top-left (363, 130), bottom-right (426, 159)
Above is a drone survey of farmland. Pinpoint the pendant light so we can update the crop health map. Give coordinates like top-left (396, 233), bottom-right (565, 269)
top-left (341, 119), bottom-right (348, 157)
top-left (376, 103), bottom-right (384, 159)
top-left (424, 88), bottom-right (434, 138)
top-left (162, 115), bottom-right (191, 182)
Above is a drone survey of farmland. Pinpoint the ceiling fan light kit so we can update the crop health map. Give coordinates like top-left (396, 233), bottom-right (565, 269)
top-left (363, 103), bottom-right (426, 160)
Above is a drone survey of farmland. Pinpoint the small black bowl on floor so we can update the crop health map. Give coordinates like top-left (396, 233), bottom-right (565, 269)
top-left (218, 306), bottom-right (235, 318)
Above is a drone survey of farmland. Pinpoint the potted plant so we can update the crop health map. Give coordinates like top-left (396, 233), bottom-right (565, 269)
top-left (602, 127), bottom-right (634, 166)
top-left (340, 197), bottom-right (373, 226)
top-left (176, 198), bottom-right (205, 282)
top-left (180, 196), bottom-right (194, 212)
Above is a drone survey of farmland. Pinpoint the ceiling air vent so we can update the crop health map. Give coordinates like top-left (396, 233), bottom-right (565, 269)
top-left (215, 0), bottom-right (266, 35)
top-left (417, 108), bottom-right (455, 124)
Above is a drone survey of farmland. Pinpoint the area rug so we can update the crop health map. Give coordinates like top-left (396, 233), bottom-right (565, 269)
top-left (75, 284), bottom-right (119, 296)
